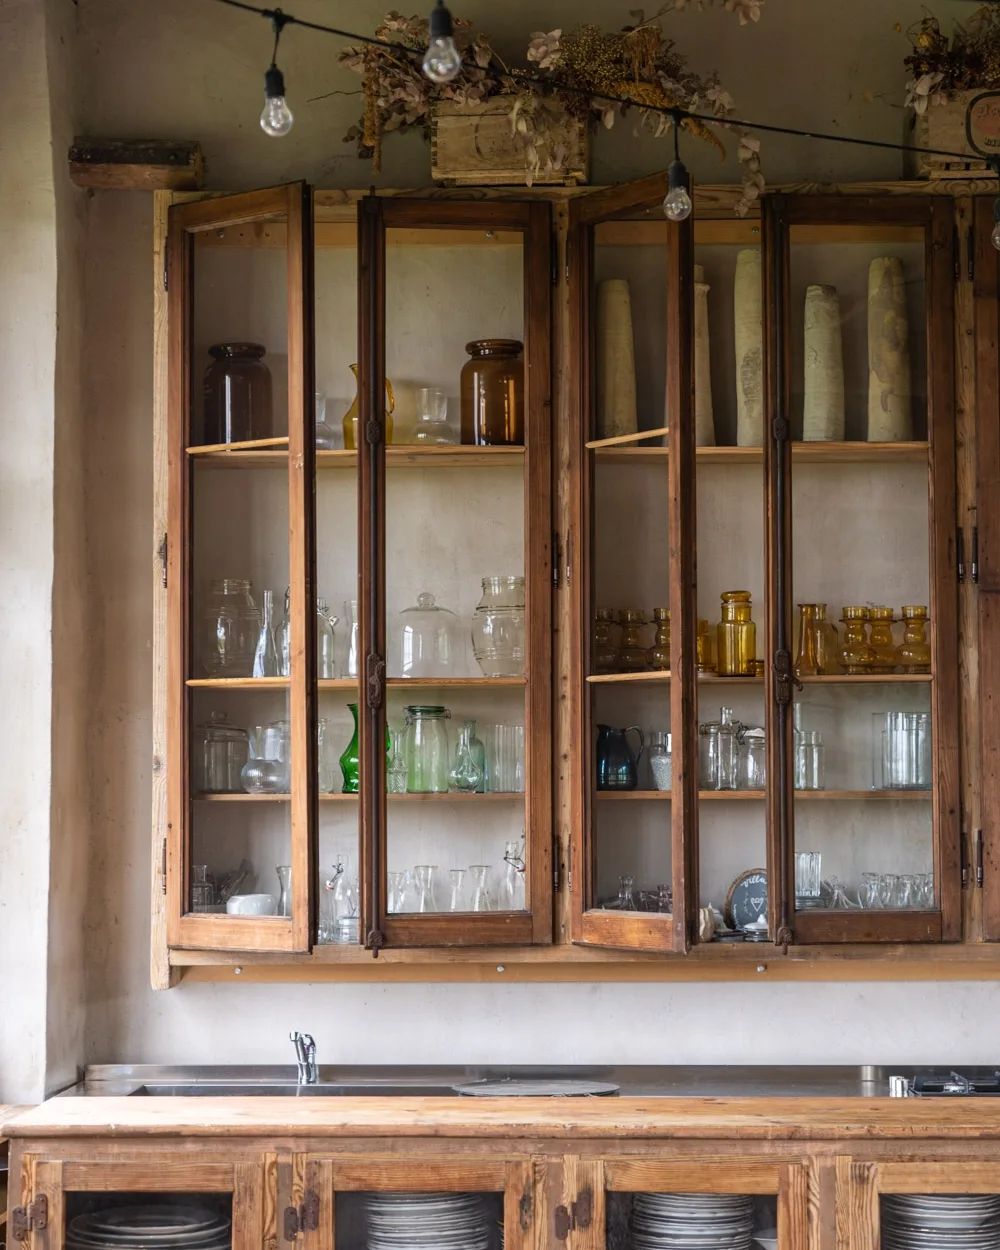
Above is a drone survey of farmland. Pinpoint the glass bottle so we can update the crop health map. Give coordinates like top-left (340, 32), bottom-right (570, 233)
top-left (592, 608), bottom-right (620, 674)
top-left (202, 578), bottom-right (260, 677)
top-left (344, 598), bottom-right (359, 679)
top-left (448, 868), bottom-right (467, 912)
top-left (868, 606), bottom-right (898, 674)
top-left (897, 604), bottom-right (931, 673)
top-left (618, 609), bottom-right (650, 672)
top-left (404, 705), bottom-right (451, 793)
top-left (499, 838), bottom-right (526, 910)
top-left (317, 718), bottom-right (337, 793)
top-left (716, 591), bottom-right (756, 676)
top-left (339, 702), bottom-right (360, 794)
top-left (387, 726), bottom-right (408, 793)
top-left (252, 588), bottom-right (280, 678)
top-left (277, 587), bottom-right (291, 677)
top-left (647, 730), bottom-right (673, 791)
top-left (342, 363), bottom-right (395, 450)
top-left (448, 721), bottom-right (486, 793)
top-left (698, 707), bottom-right (740, 791)
top-left (469, 864), bottom-right (494, 911)
top-left (696, 618), bottom-right (716, 674)
top-left (471, 576), bottom-right (525, 677)
top-left (190, 864), bottom-right (217, 912)
top-left (460, 339), bottom-right (524, 446)
top-left (202, 342), bottom-right (273, 445)
top-left (650, 608), bottom-right (671, 671)
top-left (838, 605), bottom-right (875, 674)
top-left (317, 598), bottom-right (338, 680)
top-left (399, 592), bottom-right (461, 678)
top-left (275, 865), bottom-right (291, 917)
top-left (315, 392), bottom-right (338, 449)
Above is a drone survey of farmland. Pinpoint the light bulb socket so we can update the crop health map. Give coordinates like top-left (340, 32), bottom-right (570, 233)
top-left (429, 0), bottom-right (454, 40)
top-left (668, 158), bottom-right (690, 195)
top-left (265, 64), bottom-right (286, 100)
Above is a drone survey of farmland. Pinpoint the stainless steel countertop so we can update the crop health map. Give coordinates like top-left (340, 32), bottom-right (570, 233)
top-left (68, 1064), bottom-right (929, 1098)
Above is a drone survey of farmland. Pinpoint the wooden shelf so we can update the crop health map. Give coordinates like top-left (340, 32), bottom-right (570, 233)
top-left (196, 791), bottom-right (522, 803)
top-left (187, 677), bottom-right (289, 689)
top-left (588, 671), bottom-right (930, 685)
top-left (188, 445), bottom-right (526, 469)
top-left (193, 792), bottom-right (289, 801)
top-left (387, 676), bottom-right (526, 688)
top-left (799, 673), bottom-right (932, 684)
top-left (797, 789), bottom-right (931, 801)
top-left (594, 441), bottom-right (928, 466)
top-left (595, 789), bottom-right (930, 802)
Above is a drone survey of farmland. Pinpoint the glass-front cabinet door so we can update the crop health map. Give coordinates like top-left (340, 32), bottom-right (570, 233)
top-left (295, 1155), bottom-right (536, 1250)
top-left (765, 194), bottom-right (959, 944)
top-left (18, 1155), bottom-right (267, 1250)
top-left (567, 174), bottom-right (696, 953)
top-left (356, 197), bottom-right (553, 949)
top-left (166, 183), bottom-right (316, 953)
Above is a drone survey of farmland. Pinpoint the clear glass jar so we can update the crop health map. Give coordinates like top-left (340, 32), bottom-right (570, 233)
top-left (716, 591), bottom-right (756, 676)
top-left (460, 339), bottom-right (524, 446)
top-left (698, 708), bottom-right (739, 790)
top-left (794, 729), bottom-right (825, 790)
top-left (404, 705), bottom-right (451, 793)
top-left (190, 864), bottom-right (217, 912)
top-left (471, 575), bottom-right (525, 677)
top-left (399, 592), bottom-right (461, 678)
top-left (193, 713), bottom-right (249, 793)
top-left (647, 730), bottom-right (673, 791)
top-left (202, 342), bottom-right (273, 445)
top-left (741, 727), bottom-right (767, 789)
top-left (201, 578), bottom-right (260, 677)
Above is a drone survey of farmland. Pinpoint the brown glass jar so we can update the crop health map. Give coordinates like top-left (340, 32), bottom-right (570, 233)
top-left (202, 343), bottom-right (274, 445)
top-left (460, 339), bottom-right (524, 446)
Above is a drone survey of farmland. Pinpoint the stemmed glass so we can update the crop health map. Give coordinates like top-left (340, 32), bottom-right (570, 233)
top-left (469, 865), bottom-right (494, 912)
top-left (448, 868), bottom-right (467, 912)
top-left (413, 864), bottom-right (440, 913)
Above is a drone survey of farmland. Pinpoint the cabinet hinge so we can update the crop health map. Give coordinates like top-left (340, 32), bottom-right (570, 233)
top-left (552, 531), bottom-right (562, 589)
top-left (553, 860), bottom-right (561, 891)
top-left (158, 531), bottom-right (168, 588)
top-left (163, 254), bottom-right (169, 292)
top-left (365, 653), bottom-right (386, 710)
top-left (553, 1189), bottom-right (593, 1242)
top-left (283, 1190), bottom-right (319, 1242)
top-left (12, 1195), bottom-right (48, 1242)
top-left (518, 1186), bottom-right (533, 1233)
top-left (958, 526), bottom-right (966, 584)
top-left (772, 648), bottom-right (795, 706)
top-left (162, 837), bottom-right (168, 895)
top-left (977, 829), bottom-right (984, 889)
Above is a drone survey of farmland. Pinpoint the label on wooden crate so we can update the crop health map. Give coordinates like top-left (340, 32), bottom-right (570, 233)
top-left (966, 91), bottom-right (1000, 160)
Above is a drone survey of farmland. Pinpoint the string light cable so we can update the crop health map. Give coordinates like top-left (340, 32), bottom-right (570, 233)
top-left (214, 0), bottom-right (1000, 238)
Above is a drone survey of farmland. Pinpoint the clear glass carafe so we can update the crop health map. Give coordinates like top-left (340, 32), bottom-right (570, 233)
top-left (647, 730), bottom-right (673, 791)
top-left (193, 713), bottom-right (249, 793)
top-left (202, 578), bottom-right (260, 677)
top-left (317, 718), bottom-right (337, 793)
top-left (404, 705), bottom-right (451, 792)
top-left (499, 838), bottom-right (526, 910)
top-left (275, 865), bottom-right (291, 917)
top-left (471, 576), bottom-right (525, 677)
top-left (399, 592), bottom-right (461, 678)
top-left (317, 597), bottom-right (338, 679)
top-left (469, 865), bottom-right (494, 911)
top-left (716, 591), bottom-right (756, 676)
top-left (448, 867), bottom-right (467, 912)
top-left (414, 387), bottom-right (455, 444)
top-left (411, 864), bottom-right (440, 913)
top-left (252, 588), bottom-right (279, 677)
top-left (448, 720), bottom-right (485, 792)
top-left (277, 587), bottom-right (291, 677)
top-left (240, 720), bottom-right (290, 793)
top-left (320, 859), bottom-right (359, 942)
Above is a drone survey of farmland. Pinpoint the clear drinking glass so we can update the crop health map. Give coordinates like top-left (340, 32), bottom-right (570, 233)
top-left (469, 865), bottom-right (494, 912)
top-left (252, 588), bottom-right (280, 677)
top-left (794, 730), bottom-right (825, 790)
top-left (317, 719), bottom-right (337, 794)
top-left (483, 723), bottom-right (525, 793)
top-left (795, 851), bottom-right (822, 904)
top-left (387, 870), bottom-right (406, 914)
top-left (873, 712), bottom-right (912, 790)
top-left (414, 386), bottom-right (454, 444)
top-left (860, 872), bottom-right (880, 909)
top-left (275, 865), bottom-right (291, 917)
top-left (741, 729), bottom-right (766, 790)
top-left (202, 578), bottom-right (260, 677)
top-left (471, 575), bottom-right (526, 677)
top-left (448, 867), bottom-right (467, 912)
top-left (617, 875), bottom-right (637, 910)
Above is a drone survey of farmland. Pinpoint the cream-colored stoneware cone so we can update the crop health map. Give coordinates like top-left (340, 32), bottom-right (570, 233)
top-left (802, 283), bottom-right (845, 442)
top-left (595, 278), bottom-right (638, 439)
top-left (867, 256), bottom-right (913, 442)
top-left (693, 263), bottom-right (715, 447)
top-left (734, 248), bottom-right (763, 447)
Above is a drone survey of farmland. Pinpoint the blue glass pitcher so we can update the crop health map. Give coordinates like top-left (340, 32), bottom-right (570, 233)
top-left (596, 724), bottom-right (645, 791)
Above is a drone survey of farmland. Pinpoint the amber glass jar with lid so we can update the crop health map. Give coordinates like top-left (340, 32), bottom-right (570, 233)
top-left (202, 343), bottom-right (274, 445)
top-left (716, 591), bottom-right (756, 676)
top-left (460, 339), bottom-right (524, 446)
top-left (868, 606), bottom-right (898, 673)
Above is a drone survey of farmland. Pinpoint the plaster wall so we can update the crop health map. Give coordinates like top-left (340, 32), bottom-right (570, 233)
top-left (59, 0), bottom-right (1000, 1084)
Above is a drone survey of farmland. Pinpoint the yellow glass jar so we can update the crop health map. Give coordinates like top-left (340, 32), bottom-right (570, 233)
top-left (696, 619), bottom-right (716, 674)
top-left (897, 604), bottom-right (931, 674)
top-left (716, 591), bottom-right (756, 677)
top-left (592, 608), bottom-right (619, 675)
top-left (342, 363), bottom-right (396, 450)
top-left (650, 607), bottom-right (671, 671)
top-left (618, 609), bottom-right (650, 672)
top-left (838, 605), bottom-right (875, 675)
top-left (868, 606), bottom-right (898, 674)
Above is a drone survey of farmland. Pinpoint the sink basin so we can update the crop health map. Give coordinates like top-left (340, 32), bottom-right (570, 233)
top-left (132, 1083), bottom-right (456, 1097)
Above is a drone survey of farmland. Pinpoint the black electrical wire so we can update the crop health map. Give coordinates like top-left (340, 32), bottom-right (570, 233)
top-left (210, 0), bottom-right (997, 169)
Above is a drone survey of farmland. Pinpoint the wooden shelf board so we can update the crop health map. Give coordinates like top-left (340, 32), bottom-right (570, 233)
top-left (186, 677), bottom-right (289, 689)
top-left (593, 220), bottom-right (918, 248)
top-left (187, 436), bottom-right (288, 456)
top-left (386, 676), bottom-right (526, 688)
top-left (594, 442), bottom-right (928, 466)
top-left (317, 792), bottom-right (520, 802)
top-left (797, 789), bottom-right (931, 800)
top-left (188, 446), bottom-right (526, 470)
top-left (798, 673), bottom-right (932, 684)
top-left (588, 672), bottom-right (930, 685)
top-left (596, 789), bottom-right (930, 802)
top-left (193, 792), bottom-right (289, 802)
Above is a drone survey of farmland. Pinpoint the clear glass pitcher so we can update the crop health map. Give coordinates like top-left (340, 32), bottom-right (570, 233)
top-left (240, 719), bottom-right (290, 793)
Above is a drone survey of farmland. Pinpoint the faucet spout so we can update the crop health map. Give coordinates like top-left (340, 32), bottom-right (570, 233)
top-left (290, 1031), bottom-right (318, 1085)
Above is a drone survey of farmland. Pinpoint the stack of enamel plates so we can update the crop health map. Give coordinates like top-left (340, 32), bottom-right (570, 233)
top-left (67, 1204), bottom-right (232, 1250)
top-left (631, 1193), bottom-right (754, 1250)
top-left (365, 1193), bottom-right (491, 1250)
top-left (882, 1195), bottom-right (1000, 1249)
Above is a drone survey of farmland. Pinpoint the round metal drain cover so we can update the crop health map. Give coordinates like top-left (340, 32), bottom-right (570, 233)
top-left (452, 1078), bottom-right (620, 1097)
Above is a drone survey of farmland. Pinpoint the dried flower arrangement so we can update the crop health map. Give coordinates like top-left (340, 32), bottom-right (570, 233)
top-left (339, 1), bottom-right (765, 214)
top-left (903, 5), bottom-right (1000, 113)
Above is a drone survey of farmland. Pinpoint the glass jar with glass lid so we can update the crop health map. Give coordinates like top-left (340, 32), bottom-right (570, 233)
top-left (471, 575), bottom-right (525, 677)
top-left (398, 591), bottom-right (462, 677)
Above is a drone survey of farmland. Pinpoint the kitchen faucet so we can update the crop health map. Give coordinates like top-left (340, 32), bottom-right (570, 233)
top-left (290, 1031), bottom-right (318, 1085)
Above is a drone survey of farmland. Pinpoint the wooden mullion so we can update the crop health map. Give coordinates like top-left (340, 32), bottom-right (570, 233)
top-left (357, 195), bottom-right (387, 953)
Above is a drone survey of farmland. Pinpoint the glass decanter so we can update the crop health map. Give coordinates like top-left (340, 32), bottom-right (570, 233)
top-left (387, 726), bottom-right (408, 793)
top-left (471, 576), bottom-right (525, 677)
top-left (897, 604), bottom-right (931, 673)
top-left (868, 605), bottom-right (898, 673)
top-left (448, 721), bottom-right (486, 792)
top-left (339, 703), bottom-right (360, 794)
top-left (412, 864), bottom-right (440, 913)
top-left (838, 605), bottom-right (875, 674)
top-left (650, 607), bottom-right (671, 671)
top-left (617, 609), bottom-right (650, 672)
top-left (469, 864), bottom-right (494, 912)
top-left (592, 608), bottom-right (620, 674)
top-left (252, 588), bottom-right (279, 677)
top-left (317, 598), bottom-right (338, 679)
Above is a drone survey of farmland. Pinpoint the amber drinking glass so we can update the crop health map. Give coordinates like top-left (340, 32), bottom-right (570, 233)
top-left (617, 609), bottom-right (650, 672)
top-left (460, 339), bottom-right (524, 445)
top-left (650, 607), bottom-right (671, 671)
top-left (592, 608), bottom-right (620, 674)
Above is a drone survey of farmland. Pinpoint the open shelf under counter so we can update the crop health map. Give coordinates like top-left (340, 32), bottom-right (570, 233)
top-left (592, 441), bottom-right (929, 466)
top-left (187, 443), bottom-right (526, 470)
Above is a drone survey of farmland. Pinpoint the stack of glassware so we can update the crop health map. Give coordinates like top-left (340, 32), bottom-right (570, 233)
top-left (388, 840), bottom-right (525, 913)
top-left (872, 711), bottom-right (932, 790)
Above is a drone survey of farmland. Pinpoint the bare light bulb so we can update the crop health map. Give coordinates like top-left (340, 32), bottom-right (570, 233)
top-left (663, 185), bottom-right (693, 221)
top-left (261, 65), bottom-right (293, 137)
top-left (423, 1), bottom-right (461, 83)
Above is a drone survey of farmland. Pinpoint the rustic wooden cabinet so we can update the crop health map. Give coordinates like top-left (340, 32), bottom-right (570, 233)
top-left (152, 175), bottom-right (1000, 981)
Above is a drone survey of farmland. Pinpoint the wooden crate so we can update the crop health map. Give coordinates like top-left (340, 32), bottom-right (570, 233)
top-left (905, 90), bottom-right (989, 178)
top-left (431, 99), bottom-right (589, 186)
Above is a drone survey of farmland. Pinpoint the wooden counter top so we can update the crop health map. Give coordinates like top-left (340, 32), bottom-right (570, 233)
top-left (7, 1096), bottom-right (1000, 1141)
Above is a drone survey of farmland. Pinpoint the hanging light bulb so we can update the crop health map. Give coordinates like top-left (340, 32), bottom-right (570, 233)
top-left (423, 0), bottom-right (462, 83)
top-left (662, 115), bottom-right (693, 221)
top-left (260, 11), bottom-right (294, 137)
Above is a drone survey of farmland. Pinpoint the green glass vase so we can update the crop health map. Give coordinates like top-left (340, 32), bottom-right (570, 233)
top-left (340, 703), bottom-right (360, 793)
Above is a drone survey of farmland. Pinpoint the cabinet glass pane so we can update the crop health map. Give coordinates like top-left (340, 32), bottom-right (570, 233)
top-left (64, 1193), bottom-right (234, 1249)
top-left (588, 217), bottom-right (671, 918)
top-left (334, 1192), bottom-right (502, 1250)
top-left (693, 226), bottom-right (767, 943)
top-left (184, 215), bottom-right (295, 925)
top-left (383, 225), bottom-right (528, 917)
top-left (606, 1192), bottom-right (778, 1250)
top-left (788, 223), bottom-right (934, 922)
top-left (314, 210), bottom-right (361, 944)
